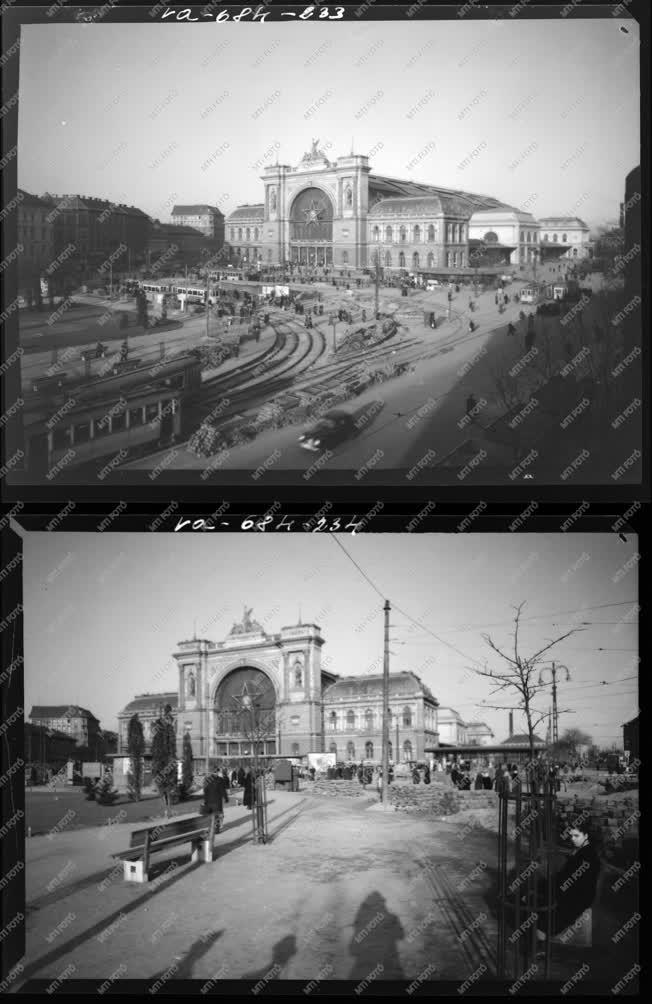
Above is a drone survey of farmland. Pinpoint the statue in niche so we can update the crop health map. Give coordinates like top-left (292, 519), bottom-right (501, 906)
top-left (293, 654), bottom-right (304, 687)
top-left (270, 189), bottom-right (277, 212)
top-left (345, 185), bottom-right (353, 208)
top-left (187, 670), bottom-right (196, 698)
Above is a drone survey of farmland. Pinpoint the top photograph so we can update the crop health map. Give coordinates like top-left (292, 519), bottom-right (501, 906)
top-left (3, 9), bottom-right (643, 487)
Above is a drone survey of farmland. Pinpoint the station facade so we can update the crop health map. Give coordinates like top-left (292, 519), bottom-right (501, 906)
top-left (225, 142), bottom-right (537, 272)
top-left (118, 610), bottom-right (443, 765)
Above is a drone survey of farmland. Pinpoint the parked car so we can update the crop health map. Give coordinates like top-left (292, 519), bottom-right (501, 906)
top-left (299, 401), bottom-right (385, 452)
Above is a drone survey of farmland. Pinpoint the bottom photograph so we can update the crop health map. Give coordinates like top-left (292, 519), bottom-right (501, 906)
top-left (17, 532), bottom-right (639, 992)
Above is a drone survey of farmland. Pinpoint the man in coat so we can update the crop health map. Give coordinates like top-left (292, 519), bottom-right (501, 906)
top-left (203, 768), bottom-right (229, 831)
top-left (243, 767), bottom-right (255, 810)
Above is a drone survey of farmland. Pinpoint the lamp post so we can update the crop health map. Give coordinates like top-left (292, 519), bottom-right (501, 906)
top-left (236, 683), bottom-right (268, 844)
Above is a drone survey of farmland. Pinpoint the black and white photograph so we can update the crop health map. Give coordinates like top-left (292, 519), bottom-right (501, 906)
top-left (13, 532), bottom-right (640, 991)
top-left (3, 7), bottom-right (643, 485)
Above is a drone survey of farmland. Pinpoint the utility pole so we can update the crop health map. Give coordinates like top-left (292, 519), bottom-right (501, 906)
top-left (374, 256), bottom-right (380, 323)
top-left (538, 663), bottom-right (571, 745)
top-left (381, 599), bottom-right (390, 808)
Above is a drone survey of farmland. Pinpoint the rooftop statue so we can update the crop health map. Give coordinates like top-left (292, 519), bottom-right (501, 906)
top-left (229, 606), bottom-right (264, 635)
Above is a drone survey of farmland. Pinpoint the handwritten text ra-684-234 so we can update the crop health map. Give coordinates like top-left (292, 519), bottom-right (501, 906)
top-left (174, 515), bottom-right (363, 533)
top-left (159, 6), bottom-right (346, 22)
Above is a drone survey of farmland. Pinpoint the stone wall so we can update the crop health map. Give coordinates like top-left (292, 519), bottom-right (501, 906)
top-left (389, 782), bottom-right (497, 816)
top-left (557, 795), bottom-right (639, 867)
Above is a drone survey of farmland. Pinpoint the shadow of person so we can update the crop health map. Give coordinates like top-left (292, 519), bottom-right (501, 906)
top-left (242, 934), bottom-right (297, 982)
top-left (349, 891), bottom-right (405, 980)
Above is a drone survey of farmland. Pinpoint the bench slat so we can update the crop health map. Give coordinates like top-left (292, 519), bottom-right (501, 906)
top-left (113, 821), bottom-right (213, 861)
top-left (129, 815), bottom-right (210, 847)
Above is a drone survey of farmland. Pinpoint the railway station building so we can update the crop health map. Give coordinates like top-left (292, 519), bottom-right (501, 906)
top-left (225, 142), bottom-right (539, 273)
top-left (118, 610), bottom-right (442, 766)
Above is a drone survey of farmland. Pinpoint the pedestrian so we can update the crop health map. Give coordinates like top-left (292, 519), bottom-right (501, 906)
top-left (423, 765), bottom-right (430, 784)
top-left (474, 771), bottom-right (483, 790)
top-left (468, 319), bottom-right (476, 332)
top-left (203, 767), bottom-right (229, 831)
top-left (412, 766), bottom-right (420, 785)
top-left (243, 767), bottom-right (255, 809)
top-left (495, 293), bottom-right (498, 305)
top-left (507, 322), bottom-right (516, 336)
top-left (237, 764), bottom-right (246, 788)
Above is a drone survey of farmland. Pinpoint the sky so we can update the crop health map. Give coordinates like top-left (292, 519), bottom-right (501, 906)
top-left (22, 532), bottom-right (638, 748)
top-left (17, 17), bottom-right (639, 229)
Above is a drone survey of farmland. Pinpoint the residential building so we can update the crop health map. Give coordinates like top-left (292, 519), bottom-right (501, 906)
top-left (171, 204), bottom-right (225, 247)
top-left (17, 189), bottom-right (55, 303)
top-left (29, 704), bottom-right (101, 751)
top-left (537, 216), bottom-right (592, 260)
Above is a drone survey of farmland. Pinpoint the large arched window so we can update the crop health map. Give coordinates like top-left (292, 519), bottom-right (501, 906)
top-left (484, 231), bottom-right (498, 243)
top-left (446, 252), bottom-right (452, 267)
top-left (553, 234), bottom-right (558, 243)
top-left (372, 249), bottom-right (381, 265)
top-left (399, 225), bottom-right (407, 243)
top-left (329, 711), bottom-right (337, 731)
top-left (385, 226), bottom-right (393, 243)
top-left (245, 228), bottom-right (250, 241)
top-left (413, 252), bottom-right (419, 268)
top-left (428, 224), bottom-right (435, 242)
top-left (346, 710), bottom-right (355, 729)
top-left (238, 228), bottom-right (242, 240)
top-left (290, 187), bottom-right (333, 241)
top-left (230, 227), bottom-right (235, 240)
top-left (562, 233), bottom-right (567, 242)
top-left (254, 227), bottom-right (259, 240)
top-left (413, 225), bottom-right (421, 243)
top-left (403, 739), bottom-right (413, 761)
top-left (365, 708), bottom-right (374, 730)
top-left (384, 251), bottom-right (392, 267)
top-left (342, 251), bottom-right (349, 264)
top-left (399, 251), bottom-right (406, 268)
top-left (365, 740), bottom-right (374, 759)
top-left (346, 741), bottom-right (356, 760)
top-left (373, 226), bottom-right (380, 242)
top-left (427, 252), bottom-right (434, 268)
top-left (214, 666), bottom-right (276, 737)
top-left (403, 706), bottom-right (412, 727)
top-left (329, 742), bottom-right (337, 756)
top-left (459, 251), bottom-right (465, 267)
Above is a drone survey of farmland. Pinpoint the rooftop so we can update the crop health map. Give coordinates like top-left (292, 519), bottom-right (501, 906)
top-left (227, 204), bottom-right (265, 221)
top-left (538, 217), bottom-right (589, 229)
top-left (119, 693), bottom-right (179, 715)
top-left (323, 671), bottom-right (438, 704)
top-left (172, 204), bottom-right (224, 216)
top-left (30, 705), bottom-right (99, 721)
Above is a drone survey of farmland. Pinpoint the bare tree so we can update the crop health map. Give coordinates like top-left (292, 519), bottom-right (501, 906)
top-left (470, 602), bottom-right (584, 763)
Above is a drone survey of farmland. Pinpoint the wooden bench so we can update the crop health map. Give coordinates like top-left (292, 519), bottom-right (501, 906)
top-left (111, 813), bottom-right (216, 884)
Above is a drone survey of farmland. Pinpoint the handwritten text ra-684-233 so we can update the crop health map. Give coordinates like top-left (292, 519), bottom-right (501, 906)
top-left (174, 515), bottom-right (363, 533)
top-left (159, 6), bottom-right (346, 22)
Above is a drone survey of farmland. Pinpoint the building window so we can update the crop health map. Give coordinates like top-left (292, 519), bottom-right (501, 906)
top-left (146, 403), bottom-right (159, 423)
top-left (446, 252), bottom-right (452, 267)
top-left (53, 426), bottom-right (71, 450)
top-left (413, 225), bottom-right (421, 243)
top-left (385, 226), bottom-right (392, 243)
top-left (373, 226), bottom-right (380, 242)
top-left (384, 251), bottom-right (392, 267)
top-left (329, 711), bottom-right (337, 731)
top-left (553, 234), bottom-right (558, 243)
top-left (365, 740), bottom-right (374, 759)
top-left (403, 739), bottom-right (413, 761)
top-left (246, 228), bottom-right (250, 240)
top-left (428, 224), bottom-right (435, 242)
top-left (291, 742), bottom-right (300, 754)
top-left (346, 741), bottom-right (355, 760)
top-left (526, 231), bottom-right (531, 243)
top-left (413, 252), bottom-right (419, 268)
top-left (346, 710), bottom-right (355, 729)
top-left (238, 228), bottom-right (242, 240)
top-left (342, 251), bottom-right (349, 264)
top-left (365, 708), bottom-right (374, 730)
top-left (403, 706), bottom-right (412, 727)
top-left (74, 422), bottom-right (90, 444)
top-left (329, 742), bottom-right (337, 756)
top-left (453, 252), bottom-right (458, 267)
top-left (399, 252), bottom-right (406, 268)
top-left (562, 233), bottom-right (567, 242)
top-left (399, 226), bottom-right (407, 243)
top-left (427, 252), bottom-right (434, 268)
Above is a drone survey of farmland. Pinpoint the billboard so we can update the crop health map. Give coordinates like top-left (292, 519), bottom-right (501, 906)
top-left (307, 752), bottom-right (336, 772)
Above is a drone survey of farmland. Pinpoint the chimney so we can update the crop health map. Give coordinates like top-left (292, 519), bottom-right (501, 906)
top-left (508, 711), bottom-right (513, 738)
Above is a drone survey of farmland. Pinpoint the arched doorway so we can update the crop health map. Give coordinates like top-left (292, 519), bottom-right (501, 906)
top-left (213, 666), bottom-right (276, 758)
top-left (289, 187), bottom-right (334, 266)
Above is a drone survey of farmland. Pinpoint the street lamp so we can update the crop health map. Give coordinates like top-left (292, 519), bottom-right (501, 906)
top-left (235, 683), bottom-right (268, 844)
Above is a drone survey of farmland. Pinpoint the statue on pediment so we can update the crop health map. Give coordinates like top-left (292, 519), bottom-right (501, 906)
top-left (300, 138), bottom-right (330, 167)
top-left (229, 606), bottom-right (264, 636)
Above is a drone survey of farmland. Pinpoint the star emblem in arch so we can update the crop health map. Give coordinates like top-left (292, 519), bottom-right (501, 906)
top-left (304, 200), bottom-right (324, 226)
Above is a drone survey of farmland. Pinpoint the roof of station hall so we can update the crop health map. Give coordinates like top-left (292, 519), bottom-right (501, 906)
top-left (323, 671), bottom-right (438, 704)
top-left (368, 175), bottom-right (519, 218)
top-left (227, 204), bottom-right (265, 222)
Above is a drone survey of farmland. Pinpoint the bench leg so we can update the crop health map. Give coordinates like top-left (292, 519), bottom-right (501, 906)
top-left (191, 838), bottom-right (214, 864)
top-left (123, 859), bottom-right (148, 883)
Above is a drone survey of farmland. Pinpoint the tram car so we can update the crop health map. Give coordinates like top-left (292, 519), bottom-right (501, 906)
top-left (23, 352), bottom-right (202, 478)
